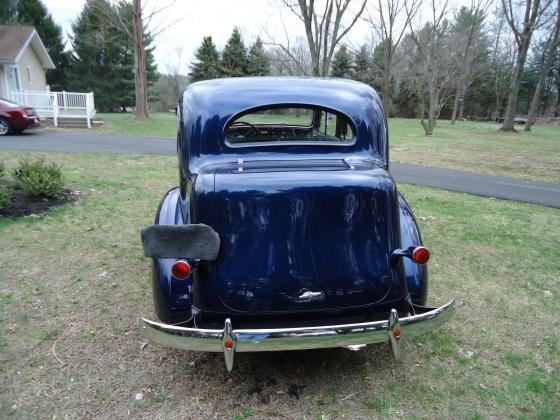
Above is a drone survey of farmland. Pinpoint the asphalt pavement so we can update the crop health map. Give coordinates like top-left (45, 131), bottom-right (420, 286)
top-left (1, 129), bottom-right (559, 209)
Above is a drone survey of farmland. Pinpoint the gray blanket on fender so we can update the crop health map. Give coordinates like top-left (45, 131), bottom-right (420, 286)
top-left (141, 224), bottom-right (220, 260)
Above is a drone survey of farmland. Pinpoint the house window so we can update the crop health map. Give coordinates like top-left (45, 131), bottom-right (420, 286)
top-left (27, 66), bottom-right (31, 83)
top-left (10, 67), bottom-right (20, 91)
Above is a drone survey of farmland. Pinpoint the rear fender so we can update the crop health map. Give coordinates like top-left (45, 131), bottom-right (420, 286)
top-left (398, 193), bottom-right (428, 305)
top-left (150, 187), bottom-right (193, 323)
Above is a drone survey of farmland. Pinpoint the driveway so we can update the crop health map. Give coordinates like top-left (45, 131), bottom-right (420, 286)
top-left (0, 130), bottom-right (173, 155)
top-left (1, 130), bottom-right (559, 209)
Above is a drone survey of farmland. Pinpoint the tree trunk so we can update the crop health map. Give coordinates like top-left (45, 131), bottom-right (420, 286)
top-left (525, 63), bottom-right (552, 131)
top-left (419, 90), bottom-right (435, 136)
top-left (556, 66), bottom-right (560, 117)
top-left (540, 75), bottom-right (553, 114)
top-left (420, 108), bottom-right (435, 135)
top-left (419, 99), bottom-right (431, 135)
top-left (451, 82), bottom-right (461, 123)
top-left (499, 0), bottom-right (546, 132)
top-left (424, 63), bottom-right (437, 135)
top-left (133, 0), bottom-right (149, 120)
top-left (451, 5), bottom-right (479, 124)
top-left (525, 9), bottom-right (560, 131)
top-left (380, 47), bottom-right (394, 115)
top-left (500, 37), bottom-right (531, 131)
top-left (380, 74), bottom-right (392, 115)
top-left (458, 96), bottom-right (466, 120)
top-left (492, 19), bottom-right (503, 120)
top-left (426, 113), bottom-right (434, 135)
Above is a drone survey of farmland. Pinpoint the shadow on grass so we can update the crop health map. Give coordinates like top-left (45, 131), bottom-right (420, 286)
top-left (152, 343), bottom-right (395, 402)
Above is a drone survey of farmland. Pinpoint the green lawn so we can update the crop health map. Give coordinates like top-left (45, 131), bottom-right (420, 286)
top-left (0, 151), bottom-right (558, 418)
top-left (94, 112), bottom-right (177, 139)
top-left (89, 113), bottom-right (560, 184)
top-left (389, 119), bottom-right (560, 184)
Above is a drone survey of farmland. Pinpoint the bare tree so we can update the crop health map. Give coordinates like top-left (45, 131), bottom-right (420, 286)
top-left (281, 0), bottom-right (368, 76)
top-left (406, 0), bottom-right (457, 135)
top-left (500, 0), bottom-right (552, 131)
top-left (97, 0), bottom-right (179, 120)
top-left (268, 37), bottom-right (314, 75)
top-left (485, 6), bottom-right (518, 119)
top-left (525, 0), bottom-right (560, 131)
top-left (165, 48), bottom-right (186, 101)
top-left (449, 0), bottom-right (491, 123)
top-left (364, 0), bottom-right (422, 113)
top-left (491, 11), bottom-right (505, 117)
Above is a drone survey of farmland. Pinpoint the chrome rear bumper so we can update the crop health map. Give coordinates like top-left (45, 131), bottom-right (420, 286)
top-left (140, 300), bottom-right (455, 371)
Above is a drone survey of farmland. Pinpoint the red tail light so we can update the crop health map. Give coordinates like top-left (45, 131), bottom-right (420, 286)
top-left (412, 247), bottom-right (430, 265)
top-left (171, 260), bottom-right (191, 280)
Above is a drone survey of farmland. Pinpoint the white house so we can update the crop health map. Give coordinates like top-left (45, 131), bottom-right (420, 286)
top-left (0, 25), bottom-right (95, 127)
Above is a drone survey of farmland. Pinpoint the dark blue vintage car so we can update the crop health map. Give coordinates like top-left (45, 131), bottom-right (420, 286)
top-left (140, 77), bottom-right (454, 371)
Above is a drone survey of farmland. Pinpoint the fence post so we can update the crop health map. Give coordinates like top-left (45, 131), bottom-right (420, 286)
top-left (86, 93), bottom-right (91, 128)
top-left (90, 92), bottom-right (94, 115)
top-left (53, 93), bottom-right (58, 127)
top-left (62, 90), bottom-right (67, 110)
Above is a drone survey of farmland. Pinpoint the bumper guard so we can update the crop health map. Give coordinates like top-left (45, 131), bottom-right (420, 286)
top-left (140, 299), bottom-right (455, 371)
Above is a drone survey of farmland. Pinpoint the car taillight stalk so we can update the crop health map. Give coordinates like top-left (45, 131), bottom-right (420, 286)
top-left (391, 246), bottom-right (430, 265)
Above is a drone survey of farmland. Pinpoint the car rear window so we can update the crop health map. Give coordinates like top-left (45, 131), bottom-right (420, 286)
top-left (226, 106), bottom-right (355, 146)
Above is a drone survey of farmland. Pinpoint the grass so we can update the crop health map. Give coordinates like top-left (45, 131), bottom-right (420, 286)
top-left (389, 119), bottom-right (560, 184)
top-left (94, 112), bottom-right (177, 139)
top-left (87, 113), bottom-right (560, 184)
top-left (0, 150), bottom-right (558, 418)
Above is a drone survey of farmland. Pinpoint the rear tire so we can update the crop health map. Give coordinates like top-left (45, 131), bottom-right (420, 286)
top-left (0, 118), bottom-right (12, 135)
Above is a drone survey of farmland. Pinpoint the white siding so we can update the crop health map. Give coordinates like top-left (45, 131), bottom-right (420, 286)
top-left (0, 65), bottom-right (6, 98)
top-left (17, 43), bottom-right (47, 92)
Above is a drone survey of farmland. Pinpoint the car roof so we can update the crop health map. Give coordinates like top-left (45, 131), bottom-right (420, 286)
top-left (184, 77), bottom-right (381, 113)
top-left (179, 77), bottom-right (387, 164)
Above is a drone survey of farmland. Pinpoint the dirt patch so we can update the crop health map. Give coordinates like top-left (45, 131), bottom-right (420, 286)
top-left (287, 383), bottom-right (306, 399)
top-left (0, 186), bottom-right (78, 217)
top-left (247, 376), bottom-right (278, 396)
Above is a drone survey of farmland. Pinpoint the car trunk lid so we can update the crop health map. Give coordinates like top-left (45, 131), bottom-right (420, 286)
top-left (204, 159), bottom-right (401, 313)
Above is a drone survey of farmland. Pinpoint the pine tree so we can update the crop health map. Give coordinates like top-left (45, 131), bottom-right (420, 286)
top-left (0, 0), bottom-right (69, 90)
top-left (0, 0), bottom-right (18, 23)
top-left (371, 39), bottom-right (393, 96)
top-left (67, 0), bottom-right (157, 111)
top-left (221, 28), bottom-right (247, 77)
top-left (189, 36), bottom-right (220, 82)
top-left (67, 0), bottom-right (115, 110)
top-left (330, 45), bottom-right (353, 78)
top-left (247, 37), bottom-right (269, 76)
top-left (353, 44), bottom-right (371, 84)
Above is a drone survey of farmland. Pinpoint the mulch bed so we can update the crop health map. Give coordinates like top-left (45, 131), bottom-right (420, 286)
top-left (0, 187), bottom-right (79, 218)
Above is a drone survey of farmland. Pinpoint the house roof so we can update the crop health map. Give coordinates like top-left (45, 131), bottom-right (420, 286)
top-left (0, 25), bottom-right (55, 69)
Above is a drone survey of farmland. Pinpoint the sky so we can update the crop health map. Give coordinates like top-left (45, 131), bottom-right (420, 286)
top-left (41, 0), bottom-right (378, 73)
top-left (41, 0), bottom-right (471, 74)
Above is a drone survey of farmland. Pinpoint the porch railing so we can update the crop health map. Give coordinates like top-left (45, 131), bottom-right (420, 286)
top-left (11, 91), bottom-right (96, 128)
